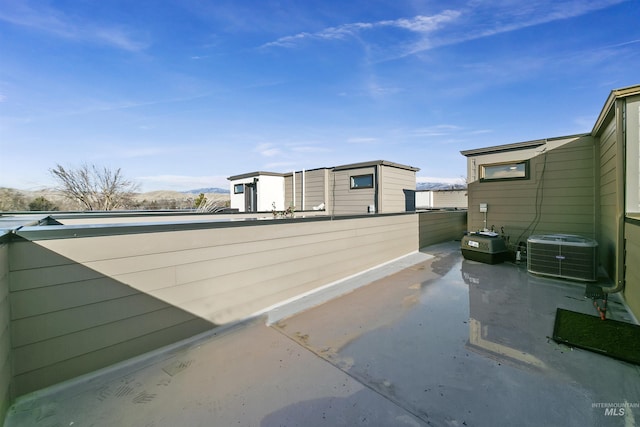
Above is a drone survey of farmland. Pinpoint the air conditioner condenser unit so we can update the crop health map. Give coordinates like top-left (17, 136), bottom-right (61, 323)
top-left (527, 234), bottom-right (598, 282)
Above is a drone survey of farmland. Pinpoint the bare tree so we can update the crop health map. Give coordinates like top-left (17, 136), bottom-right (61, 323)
top-left (50, 164), bottom-right (139, 211)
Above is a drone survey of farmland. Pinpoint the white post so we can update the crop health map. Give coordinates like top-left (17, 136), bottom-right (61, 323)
top-left (302, 169), bottom-right (305, 211)
top-left (292, 171), bottom-right (296, 209)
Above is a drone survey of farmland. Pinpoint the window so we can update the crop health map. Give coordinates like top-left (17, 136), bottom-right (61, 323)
top-left (350, 174), bottom-right (374, 189)
top-left (480, 160), bottom-right (529, 182)
top-left (234, 184), bottom-right (244, 194)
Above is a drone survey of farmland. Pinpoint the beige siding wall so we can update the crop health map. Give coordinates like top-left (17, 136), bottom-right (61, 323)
top-left (332, 167), bottom-right (376, 215)
top-left (418, 211), bottom-right (467, 248)
top-left (379, 165), bottom-right (415, 213)
top-left (467, 136), bottom-right (596, 246)
top-left (432, 191), bottom-right (468, 209)
top-left (625, 221), bottom-right (640, 321)
top-left (284, 170), bottom-right (329, 211)
top-left (466, 136), bottom-right (583, 183)
top-left (0, 241), bottom-right (11, 424)
top-left (8, 240), bottom-right (213, 396)
top-left (284, 172), bottom-right (297, 209)
top-left (599, 118), bottom-right (618, 276)
top-left (10, 214), bottom-right (417, 396)
top-left (303, 169), bottom-right (328, 210)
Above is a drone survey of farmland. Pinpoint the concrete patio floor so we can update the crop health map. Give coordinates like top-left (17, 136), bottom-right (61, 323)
top-left (4, 241), bottom-right (640, 426)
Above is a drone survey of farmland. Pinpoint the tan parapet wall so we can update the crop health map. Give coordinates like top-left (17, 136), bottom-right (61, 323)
top-left (7, 213), bottom-right (419, 396)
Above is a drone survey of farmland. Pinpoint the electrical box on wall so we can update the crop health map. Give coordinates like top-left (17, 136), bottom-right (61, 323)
top-left (479, 203), bottom-right (487, 213)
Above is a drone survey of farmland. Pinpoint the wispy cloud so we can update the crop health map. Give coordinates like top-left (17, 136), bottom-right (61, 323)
top-left (262, 0), bottom-right (628, 60)
top-left (409, 125), bottom-right (462, 137)
top-left (0, 1), bottom-right (149, 51)
top-left (262, 10), bottom-right (461, 49)
top-left (254, 143), bottom-right (281, 157)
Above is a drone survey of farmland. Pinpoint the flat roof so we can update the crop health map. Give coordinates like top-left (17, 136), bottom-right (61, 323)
top-left (227, 171), bottom-right (286, 181)
top-left (228, 160), bottom-right (420, 181)
top-left (5, 241), bottom-right (638, 426)
top-left (333, 159), bottom-right (420, 172)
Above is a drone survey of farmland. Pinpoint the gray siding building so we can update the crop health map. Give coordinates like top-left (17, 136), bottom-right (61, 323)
top-left (229, 160), bottom-right (420, 215)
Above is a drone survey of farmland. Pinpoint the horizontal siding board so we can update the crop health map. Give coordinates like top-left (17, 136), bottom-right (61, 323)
top-left (11, 318), bottom-right (211, 397)
top-left (99, 220), bottom-right (410, 276)
top-left (419, 212), bottom-right (467, 247)
top-left (12, 306), bottom-right (206, 375)
top-left (10, 263), bottom-right (104, 292)
top-left (151, 223), bottom-right (417, 308)
top-left (11, 293), bottom-right (172, 347)
top-left (172, 223), bottom-right (414, 286)
top-left (10, 277), bottom-right (139, 319)
top-left (33, 220), bottom-right (365, 263)
top-left (194, 239), bottom-right (416, 323)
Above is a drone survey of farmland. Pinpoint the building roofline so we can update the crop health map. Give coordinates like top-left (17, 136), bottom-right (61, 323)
top-left (283, 167), bottom-right (333, 176)
top-left (333, 160), bottom-right (420, 172)
top-left (227, 171), bottom-right (286, 181)
top-left (592, 84), bottom-right (640, 136)
top-left (229, 160), bottom-right (420, 179)
top-left (460, 133), bottom-right (588, 157)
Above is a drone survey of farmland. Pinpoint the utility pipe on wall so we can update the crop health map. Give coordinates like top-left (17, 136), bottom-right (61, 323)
top-left (302, 169), bottom-right (305, 211)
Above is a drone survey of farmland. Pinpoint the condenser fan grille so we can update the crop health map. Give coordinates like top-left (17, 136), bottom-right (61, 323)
top-left (527, 234), bottom-right (598, 282)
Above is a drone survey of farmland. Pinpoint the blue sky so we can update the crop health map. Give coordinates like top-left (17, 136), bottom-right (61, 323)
top-left (1, 0), bottom-right (639, 192)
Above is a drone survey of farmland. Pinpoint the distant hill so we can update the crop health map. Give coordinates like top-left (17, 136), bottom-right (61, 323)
top-left (416, 182), bottom-right (467, 191)
top-left (183, 187), bottom-right (230, 195)
top-left (0, 187), bottom-right (230, 211)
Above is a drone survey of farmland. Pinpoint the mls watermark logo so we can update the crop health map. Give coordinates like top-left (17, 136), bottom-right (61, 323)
top-left (593, 401), bottom-right (639, 416)
top-left (604, 407), bottom-right (625, 417)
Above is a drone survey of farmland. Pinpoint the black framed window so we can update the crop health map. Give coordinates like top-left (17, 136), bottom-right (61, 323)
top-left (234, 184), bottom-right (244, 194)
top-left (350, 174), bottom-right (374, 189)
top-left (480, 160), bottom-right (529, 182)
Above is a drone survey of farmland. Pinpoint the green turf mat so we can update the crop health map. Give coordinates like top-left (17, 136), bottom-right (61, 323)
top-left (553, 308), bottom-right (640, 365)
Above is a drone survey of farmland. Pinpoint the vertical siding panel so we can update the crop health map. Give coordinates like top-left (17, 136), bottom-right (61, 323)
top-left (0, 241), bottom-right (12, 423)
top-left (599, 119), bottom-right (618, 276)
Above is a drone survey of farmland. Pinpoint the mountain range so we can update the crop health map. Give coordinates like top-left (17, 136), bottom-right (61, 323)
top-left (182, 187), bottom-right (230, 195)
top-left (416, 182), bottom-right (467, 191)
top-left (181, 184), bottom-right (466, 194)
